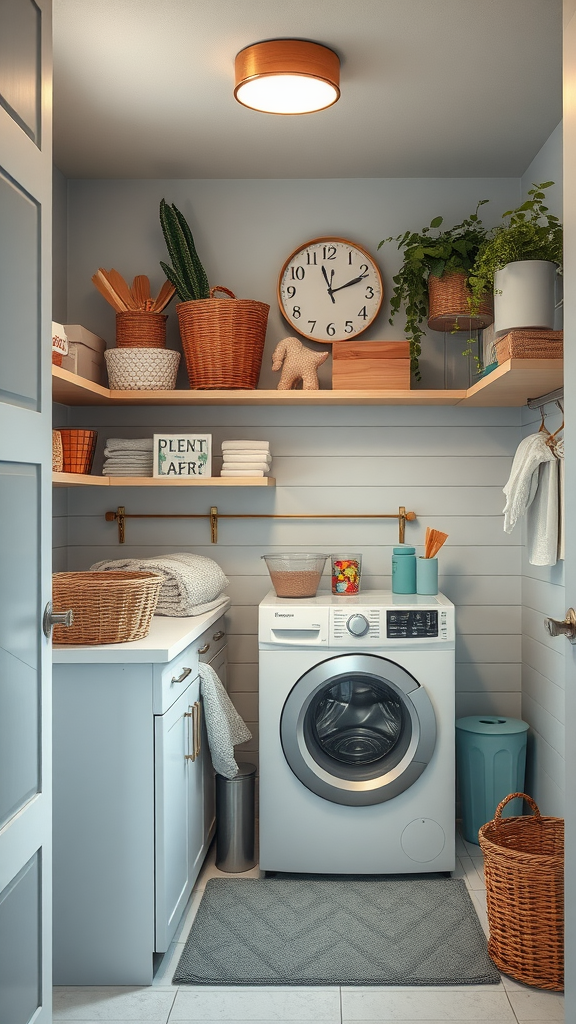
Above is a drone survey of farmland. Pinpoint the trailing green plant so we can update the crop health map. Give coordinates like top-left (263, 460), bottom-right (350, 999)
top-left (378, 201), bottom-right (489, 380)
top-left (159, 199), bottom-right (211, 302)
top-left (468, 182), bottom-right (563, 312)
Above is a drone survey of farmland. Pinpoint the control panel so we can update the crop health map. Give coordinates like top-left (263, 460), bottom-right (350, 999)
top-left (387, 609), bottom-right (443, 639)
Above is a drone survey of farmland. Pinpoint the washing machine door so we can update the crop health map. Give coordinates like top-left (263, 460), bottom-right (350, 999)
top-left (280, 653), bottom-right (436, 806)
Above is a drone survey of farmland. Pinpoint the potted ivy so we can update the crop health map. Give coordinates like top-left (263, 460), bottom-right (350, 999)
top-left (378, 202), bottom-right (493, 380)
top-left (159, 200), bottom-right (269, 389)
top-left (469, 182), bottom-right (563, 336)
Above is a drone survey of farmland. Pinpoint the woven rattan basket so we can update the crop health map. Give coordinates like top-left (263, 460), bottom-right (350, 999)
top-left (427, 271), bottom-right (494, 332)
top-left (116, 311), bottom-right (168, 348)
top-left (52, 430), bottom-right (63, 472)
top-left (478, 792), bottom-right (564, 991)
top-left (52, 571), bottom-right (163, 645)
top-left (177, 286), bottom-right (269, 389)
top-left (495, 330), bottom-right (563, 363)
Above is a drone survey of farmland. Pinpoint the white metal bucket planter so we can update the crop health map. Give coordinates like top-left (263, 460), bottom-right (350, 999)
top-left (494, 259), bottom-right (557, 336)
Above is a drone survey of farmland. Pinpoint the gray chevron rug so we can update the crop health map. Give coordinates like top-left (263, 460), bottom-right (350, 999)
top-left (173, 876), bottom-right (499, 985)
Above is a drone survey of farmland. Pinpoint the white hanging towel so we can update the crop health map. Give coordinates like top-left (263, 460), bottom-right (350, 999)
top-left (502, 432), bottom-right (557, 534)
top-left (527, 458), bottom-right (559, 566)
top-left (199, 662), bottom-right (252, 779)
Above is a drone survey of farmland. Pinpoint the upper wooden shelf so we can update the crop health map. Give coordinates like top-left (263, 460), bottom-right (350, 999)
top-left (52, 359), bottom-right (563, 408)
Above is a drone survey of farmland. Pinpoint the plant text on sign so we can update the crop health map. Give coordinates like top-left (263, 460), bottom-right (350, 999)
top-left (153, 434), bottom-right (212, 478)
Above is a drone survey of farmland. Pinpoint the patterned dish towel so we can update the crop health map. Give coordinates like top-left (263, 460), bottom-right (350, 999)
top-left (90, 552), bottom-right (229, 616)
top-left (199, 662), bottom-right (252, 779)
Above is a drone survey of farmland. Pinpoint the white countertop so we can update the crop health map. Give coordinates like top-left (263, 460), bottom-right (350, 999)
top-left (52, 600), bottom-right (229, 664)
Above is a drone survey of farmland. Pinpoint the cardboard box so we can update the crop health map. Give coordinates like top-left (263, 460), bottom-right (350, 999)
top-left (332, 340), bottom-right (410, 390)
top-left (61, 325), bottom-right (106, 384)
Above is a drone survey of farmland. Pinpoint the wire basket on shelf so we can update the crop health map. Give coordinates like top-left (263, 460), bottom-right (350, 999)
top-left (52, 571), bottom-right (163, 645)
top-left (478, 792), bottom-right (564, 991)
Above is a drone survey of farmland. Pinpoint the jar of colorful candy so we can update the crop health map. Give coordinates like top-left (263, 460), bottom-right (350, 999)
top-left (331, 554), bottom-right (362, 595)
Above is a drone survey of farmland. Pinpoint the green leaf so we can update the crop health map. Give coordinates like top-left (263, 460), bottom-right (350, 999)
top-left (430, 216), bottom-right (443, 229)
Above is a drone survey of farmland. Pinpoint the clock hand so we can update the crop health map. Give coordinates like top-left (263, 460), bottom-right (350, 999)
top-left (321, 265), bottom-right (336, 303)
top-left (330, 270), bottom-right (370, 295)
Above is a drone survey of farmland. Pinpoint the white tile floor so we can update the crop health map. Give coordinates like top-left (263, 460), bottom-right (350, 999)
top-left (52, 830), bottom-right (565, 1024)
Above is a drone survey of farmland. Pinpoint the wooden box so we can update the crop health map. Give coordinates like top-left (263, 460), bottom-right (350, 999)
top-left (332, 341), bottom-right (410, 390)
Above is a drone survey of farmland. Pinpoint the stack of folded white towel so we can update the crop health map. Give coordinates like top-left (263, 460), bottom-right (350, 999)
top-left (220, 439), bottom-right (272, 477)
top-left (102, 437), bottom-right (153, 476)
top-left (90, 552), bottom-right (229, 616)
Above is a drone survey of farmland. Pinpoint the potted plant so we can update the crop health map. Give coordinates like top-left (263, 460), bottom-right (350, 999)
top-left (159, 199), bottom-right (269, 389)
top-left (378, 203), bottom-right (493, 380)
top-left (468, 182), bottom-right (563, 336)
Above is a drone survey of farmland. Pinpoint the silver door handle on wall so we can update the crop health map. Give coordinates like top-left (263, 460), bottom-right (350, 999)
top-left (544, 608), bottom-right (576, 644)
top-left (171, 666), bottom-right (192, 684)
top-left (43, 602), bottom-right (74, 638)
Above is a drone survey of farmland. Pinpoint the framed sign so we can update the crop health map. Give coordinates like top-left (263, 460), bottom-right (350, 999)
top-left (153, 434), bottom-right (212, 479)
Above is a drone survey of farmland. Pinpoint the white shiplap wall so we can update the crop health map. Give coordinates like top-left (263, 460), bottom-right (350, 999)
top-left (520, 403), bottom-right (565, 816)
top-left (55, 401), bottom-right (523, 768)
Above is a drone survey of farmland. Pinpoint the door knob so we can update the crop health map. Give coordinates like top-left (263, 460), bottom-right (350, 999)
top-left (544, 608), bottom-right (576, 644)
top-left (43, 602), bottom-right (74, 638)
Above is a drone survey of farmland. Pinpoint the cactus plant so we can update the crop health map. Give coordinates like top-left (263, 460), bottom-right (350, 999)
top-left (159, 199), bottom-right (211, 302)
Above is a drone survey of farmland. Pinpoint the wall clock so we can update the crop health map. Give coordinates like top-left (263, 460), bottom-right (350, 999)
top-left (277, 236), bottom-right (384, 342)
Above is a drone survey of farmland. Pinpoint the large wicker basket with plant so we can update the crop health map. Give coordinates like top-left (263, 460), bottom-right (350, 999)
top-left (159, 200), bottom-right (269, 389)
top-left (469, 183), bottom-right (563, 335)
top-left (378, 202), bottom-right (493, 380)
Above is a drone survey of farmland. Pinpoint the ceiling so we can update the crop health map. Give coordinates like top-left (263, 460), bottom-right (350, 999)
top-left (52, 0), bottom-right (562, 180)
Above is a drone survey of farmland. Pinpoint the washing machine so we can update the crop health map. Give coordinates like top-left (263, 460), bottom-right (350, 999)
top-left (258, 590), bottom-right (455, 874)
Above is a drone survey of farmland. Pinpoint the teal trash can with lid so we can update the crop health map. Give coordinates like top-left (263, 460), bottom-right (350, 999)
top-left (455, 716), bottom-right (529, 844)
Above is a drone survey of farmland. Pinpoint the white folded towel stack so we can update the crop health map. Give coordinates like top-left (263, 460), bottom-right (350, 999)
top-left (102, 437), bottom-right (153, 477)
top-left (221, 439), bottom-right (272, 478)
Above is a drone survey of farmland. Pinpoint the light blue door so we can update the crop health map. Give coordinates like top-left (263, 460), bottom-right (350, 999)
top-left (0, 2), bottom-right (53, 1021)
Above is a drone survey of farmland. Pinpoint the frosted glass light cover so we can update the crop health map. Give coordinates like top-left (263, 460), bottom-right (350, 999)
top-left (236, 74), bottom-right (338, 114)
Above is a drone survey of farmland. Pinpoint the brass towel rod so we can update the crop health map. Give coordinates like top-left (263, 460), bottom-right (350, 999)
top-left (105, 505), bottom-right (417, 545)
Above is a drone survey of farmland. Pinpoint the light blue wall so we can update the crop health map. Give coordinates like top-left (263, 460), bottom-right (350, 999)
top-left (521, 120), bottom-right (563, 213)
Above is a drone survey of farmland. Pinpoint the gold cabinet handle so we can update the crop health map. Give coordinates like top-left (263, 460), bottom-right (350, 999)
top-left (197, 643), bottom-right (210, 655)
top-left (171, 666), bottom-right (192, 684)
top-left (195, 700), bottom-right (202, 758)
top-left (184, 706), bottom-right (196, 761)
top-left (212, 630), bottom-right (225, 641)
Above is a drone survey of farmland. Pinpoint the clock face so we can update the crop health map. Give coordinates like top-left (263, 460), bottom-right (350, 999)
top-left (278, 237), bottom-right (383, 342)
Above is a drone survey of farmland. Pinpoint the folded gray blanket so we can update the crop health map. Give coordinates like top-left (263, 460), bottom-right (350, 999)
top-left (105, 438), bottom-right (153, 452)
top-left (89, 552), bottom-right (229, 616)
top-left (199, 662), bottom-right (252, 778)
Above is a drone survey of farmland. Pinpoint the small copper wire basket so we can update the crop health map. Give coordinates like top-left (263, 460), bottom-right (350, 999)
top-left (59, 429), bottom-right (98, 474)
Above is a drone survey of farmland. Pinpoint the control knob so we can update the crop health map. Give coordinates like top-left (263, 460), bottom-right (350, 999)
top-left (346, 613), bottom-right (369, 637)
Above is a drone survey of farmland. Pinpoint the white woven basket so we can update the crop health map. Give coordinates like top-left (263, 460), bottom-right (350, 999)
top-left (104, 347), bottom-right (180, 390)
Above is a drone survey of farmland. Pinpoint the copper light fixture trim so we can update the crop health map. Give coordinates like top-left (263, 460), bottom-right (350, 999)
top-left (234, 39), bottom-right (341, 115)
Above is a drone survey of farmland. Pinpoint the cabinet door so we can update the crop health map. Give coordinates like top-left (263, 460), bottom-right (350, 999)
top-left (154, 679), bottom-right (203, 952)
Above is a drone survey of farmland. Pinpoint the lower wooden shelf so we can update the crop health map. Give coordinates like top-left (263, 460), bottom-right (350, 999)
top-left (52, 473), bottom-right (275, 488)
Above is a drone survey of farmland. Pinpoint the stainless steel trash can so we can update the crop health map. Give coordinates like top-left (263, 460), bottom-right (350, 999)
top-left (215, 762), bottom-right (256, 872)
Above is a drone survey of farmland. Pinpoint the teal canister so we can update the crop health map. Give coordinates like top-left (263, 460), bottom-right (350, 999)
top-left (391, 545), bottom-right (416, 594)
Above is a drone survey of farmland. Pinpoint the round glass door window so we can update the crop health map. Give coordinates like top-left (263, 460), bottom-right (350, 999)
top-left (281, 654), bottom-right (436, 806)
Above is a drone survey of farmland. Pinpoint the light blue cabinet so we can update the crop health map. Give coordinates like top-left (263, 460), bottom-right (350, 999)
top-left (53, 612), bottom-right (227, 985)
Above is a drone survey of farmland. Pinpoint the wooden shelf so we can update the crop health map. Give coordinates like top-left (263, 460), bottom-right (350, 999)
top-left (52, 360), bottom-right (563, 408)
top-left (53, 472), bottom-right (275, 488)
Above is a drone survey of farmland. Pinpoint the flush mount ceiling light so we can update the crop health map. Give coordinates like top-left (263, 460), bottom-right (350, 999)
top-left (234, 39), bottom-right (340, 115)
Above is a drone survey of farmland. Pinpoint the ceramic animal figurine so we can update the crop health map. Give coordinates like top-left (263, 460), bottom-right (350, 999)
top-left (271, 336), bottom-right (329, 390)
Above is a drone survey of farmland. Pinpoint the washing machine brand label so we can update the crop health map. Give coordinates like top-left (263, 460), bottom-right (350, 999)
top-left (275, 612), bottom-right (295, 617)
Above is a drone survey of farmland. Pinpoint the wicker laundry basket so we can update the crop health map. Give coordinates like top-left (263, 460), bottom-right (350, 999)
top-left (177, 286), bottom-right (269, 389)
top-left (478, 792), bottom-right (564, 991)
top-left (52, 571), bottom-right (163, 645)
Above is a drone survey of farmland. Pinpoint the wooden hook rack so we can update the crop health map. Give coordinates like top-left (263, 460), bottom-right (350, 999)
top-left (105, 505), bottom-right (417, 545)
